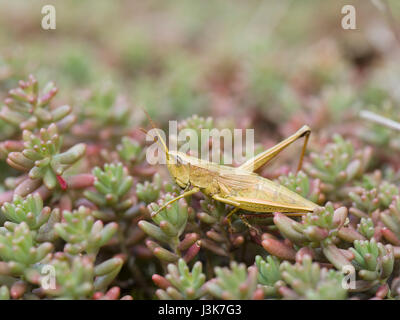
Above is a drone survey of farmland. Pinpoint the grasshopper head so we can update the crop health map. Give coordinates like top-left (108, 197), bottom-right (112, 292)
top-left (167, 151), bottom-right (190, 189)
top-left (141, 110), bottom-right (190, 189)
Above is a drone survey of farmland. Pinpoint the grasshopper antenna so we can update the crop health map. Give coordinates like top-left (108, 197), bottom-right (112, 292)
top-left (141, 109), bottom-right (170, 159)
top-left (139, 127), bottom-right (162, 146)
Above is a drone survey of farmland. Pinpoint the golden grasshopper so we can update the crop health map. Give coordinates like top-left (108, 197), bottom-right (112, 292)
top-left (145, 113), bottom-right (318, 231)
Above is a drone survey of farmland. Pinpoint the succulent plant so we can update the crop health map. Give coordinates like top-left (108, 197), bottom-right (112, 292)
top-left (357, 218), bottom-right (375, 240)
top-left (206, 262), bottom-right (263, 300)
top-left (117, 136), bottom-right (145, 165)
top-left (381, 196), bottom-right (400, 245)
top-left (136, 173), bottom-right (162, 204)
top-left (277, 171), bottom-right (325, 205)
top-left (84, 162), bottom-right (133, 220)
top-left (93, 287), bottom-right (133, 300)
top-left (139, 194), bottom-right (199, 262)
top-left (390, 277), bottom-right (400, 299)
top-left (349, 172), bottom-right (398, 215)
top-left (153, 259), bottom-right (206, 300)
top-left (54, 206), bottom-right (118, 256)
top-left (197, 197), bottom-right (227, 226)
top-left (40, 254), bottom-right (124, 299)
top-left (93, 257), bottom-right (124, 292)
top-left (0, 75), bottom-right (75, 132)
top-left (272, 203), bottom-right (348, 247)
top-left (255, 255), bottom-right (284, 297)
top-left (194, 197), bottom-right (246, 257)
top-left (301, 203), bottom-right (348, 246)
top-left (1, 194), bottom-right (51, 230)
top-left (304, 134), bottom-right (372, 198)
top-left (0, 286), bottom-right (10, 300)
top-left (279, 256), bottom-right (347, 300)
top-left (0, 139), bottom-right (23, 161)
top-left (82, 84), bottom-right (130, 128)
top-left (350, 239), bottom-right (394, 284)
top-left (0, 222), bottom-right (53, 274)
top-left (7, 124), bottom-right (86, 191)
top-left (271, 204), bottom-right (358, 269)
top-left (41, 254), bottom-right (94, 299)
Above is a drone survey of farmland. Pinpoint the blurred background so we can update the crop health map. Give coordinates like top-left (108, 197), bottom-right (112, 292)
top-left (1, 0), bottom-right (400, 153)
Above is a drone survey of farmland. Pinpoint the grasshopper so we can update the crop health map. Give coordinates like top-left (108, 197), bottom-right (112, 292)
top-left (144, 112), bottom-right (318, 231)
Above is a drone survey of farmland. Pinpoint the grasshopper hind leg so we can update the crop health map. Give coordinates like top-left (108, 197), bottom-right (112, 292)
top-left (238, 214), bottom-right (261, 235)
top-left (238, 125), bottom-right (311, 173)
top-left (225, 207), bottom-right (261, 235)
top-left (212, 194), bottom-right (261, 234)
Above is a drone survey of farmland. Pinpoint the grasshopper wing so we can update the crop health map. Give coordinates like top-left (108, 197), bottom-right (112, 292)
top-left (216, 171), bottom-right (317, 213)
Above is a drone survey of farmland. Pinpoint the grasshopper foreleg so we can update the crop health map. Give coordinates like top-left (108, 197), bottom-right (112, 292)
top-left (151, 187), bottom-right (200, 218)
top-left (226, 207), bottom-right (240, 233)
top-left (212, 195), bottom-right (242, 232)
